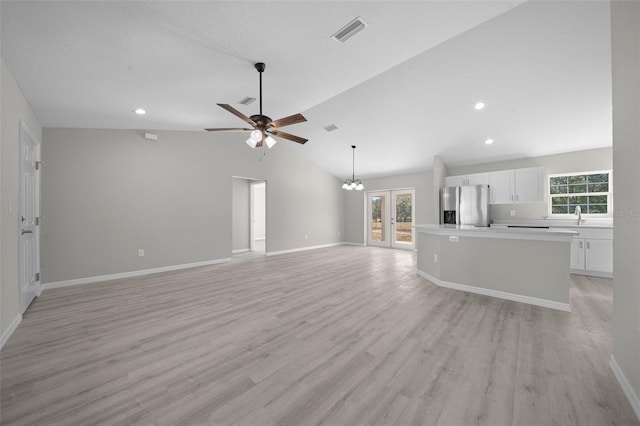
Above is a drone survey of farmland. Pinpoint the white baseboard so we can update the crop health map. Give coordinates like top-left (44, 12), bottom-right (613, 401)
top-left (571, 269), bottom-right (613, 279)
top-left (342, 242), bottom-right (366, 246)
top-left (610, 355), bottom-right (640, 421)
top-left (416, 269), bottom-right (571, 312)
top-left (42, 258), bottom-right (231, 290)
top-left (232, 248), bottom-right (250, 254)
top-left (1, 314), bottom-right (22, 350)
top-left (266, 242), bottom-right (342, 256)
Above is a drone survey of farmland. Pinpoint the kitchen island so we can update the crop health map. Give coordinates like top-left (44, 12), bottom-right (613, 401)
top-left (414, 225), bottom-right (578, 312)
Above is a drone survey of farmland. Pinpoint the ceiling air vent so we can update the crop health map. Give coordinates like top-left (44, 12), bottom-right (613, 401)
top-left (331, 17), bottom-right (368, 43)
top-left (324, 124), bottom-right (339, 132)
top-left (238, 96), bottom-right (256, 105)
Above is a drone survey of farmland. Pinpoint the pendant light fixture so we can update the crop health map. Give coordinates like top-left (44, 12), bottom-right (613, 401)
top-left (342, 145), bottom-right (364, 190)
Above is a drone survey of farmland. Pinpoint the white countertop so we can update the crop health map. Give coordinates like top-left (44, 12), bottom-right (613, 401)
top-left (414, 224), bottom-right (578, 242)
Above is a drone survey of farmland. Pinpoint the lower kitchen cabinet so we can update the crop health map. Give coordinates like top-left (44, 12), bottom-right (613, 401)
top-left (569, 232), bottom-right (613, 278)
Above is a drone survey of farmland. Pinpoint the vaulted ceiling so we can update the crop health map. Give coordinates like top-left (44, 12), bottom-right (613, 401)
top-left (1, 1), bottom-right (612, 179)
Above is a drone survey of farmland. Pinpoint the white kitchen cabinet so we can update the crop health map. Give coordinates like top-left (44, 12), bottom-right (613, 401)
top-left (444, 172), bottom-right (489, 187)
top-left (565, 227), bottom-right (613, 277)
top-left (515, 167), bottom-right (544, 203)
top-left (570, 238), bottom-right (586, 270)
top-left (488, 167), bottom-right (544, 204)
top-left (489, 169), bottom-right (515, 203)
top-left (584, 238), bottom-right (613, 275)
top-left (467, 173), bottom-right (490, 185)
top-left (444, 175), bottom-right (467, 187)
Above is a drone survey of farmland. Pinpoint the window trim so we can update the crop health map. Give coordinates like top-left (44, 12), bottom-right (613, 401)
top-left (548, 170), bottom-right (613, 218)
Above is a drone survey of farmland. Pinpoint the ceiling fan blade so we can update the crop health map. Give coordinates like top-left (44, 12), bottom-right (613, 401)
top-left (204, 127), bottom-right (253, 132)
top-left (217, 103), bottom-right (257, 127)
top-left (268, 113), bottom-right (307, 129)
top-left (269, 129), bottom-right (308, 145)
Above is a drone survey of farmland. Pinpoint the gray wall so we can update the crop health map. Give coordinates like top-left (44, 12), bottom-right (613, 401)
top-left (447, 147), bottom-right (613, 220)
top-left (232, 178), bottom-right (250, 251)
top-left (1, 60), bottom-right (43, 339)
top-left (343, 171), bottom-right (437, 245)
top-left (41, 128), bottom-right (345, 283)
top-left (433, 156), bottom-right (447, 223)
top-left (343, 191), bottom-right (365, 244)
top-left (611, 0), bottom-right (640, 413)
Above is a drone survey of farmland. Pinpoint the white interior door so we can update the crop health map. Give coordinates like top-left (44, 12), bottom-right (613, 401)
top-left (19, 121), bottom-right (41, 313)
top-left (367, 189), bottom-right (415, 249)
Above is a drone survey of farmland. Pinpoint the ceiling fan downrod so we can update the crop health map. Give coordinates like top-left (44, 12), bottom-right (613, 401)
top-left (255, 62), bottom-right (265, 116)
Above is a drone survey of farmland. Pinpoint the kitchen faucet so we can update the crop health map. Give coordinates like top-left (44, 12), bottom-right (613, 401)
top-left (574, 205), bottom-right (582, 226)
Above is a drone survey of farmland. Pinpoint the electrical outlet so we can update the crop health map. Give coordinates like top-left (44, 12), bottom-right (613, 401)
top-left (510, 210), bottom-right (516, 217)
top-left (137, 249), bottom-right (145, 257)
top-left (449, 236), bottom-right (459, 243)
top-left (305, 234), bottom-right (308, 240)
top-left (433, 253), bottom-right (438, 263)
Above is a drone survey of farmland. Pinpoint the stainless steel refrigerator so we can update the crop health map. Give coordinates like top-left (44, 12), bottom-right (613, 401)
top-left (440, 185), bottom-right (490, 227)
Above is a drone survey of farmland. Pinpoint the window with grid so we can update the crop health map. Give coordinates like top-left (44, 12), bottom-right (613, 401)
top-left (549, 171), bottom-right (612, 216)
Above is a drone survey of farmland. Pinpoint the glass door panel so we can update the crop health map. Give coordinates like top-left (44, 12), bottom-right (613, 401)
top-left (393, 190), bottom-right (414, 248)
top-left (368, 192), bottom-right (389, 247)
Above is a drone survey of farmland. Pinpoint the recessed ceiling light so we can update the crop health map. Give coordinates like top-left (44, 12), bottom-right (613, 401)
top-left (134, 108), bottom-right (146, 115)
top-left (485, 139), bottom-right (494, 145)
top-left (474, 102), bottom-right (485, 110)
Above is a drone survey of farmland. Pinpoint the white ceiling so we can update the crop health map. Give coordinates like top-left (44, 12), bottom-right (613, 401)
top-left (1, 1), bottom-right (612, 179)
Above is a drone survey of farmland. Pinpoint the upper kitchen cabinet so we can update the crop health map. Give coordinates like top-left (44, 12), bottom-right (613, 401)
top-left (489, 166), bottom-right (544, 204)
top-left (489, 170), bottom-right (514, 203)
top-left (444, 172), bottom-right (489, 187)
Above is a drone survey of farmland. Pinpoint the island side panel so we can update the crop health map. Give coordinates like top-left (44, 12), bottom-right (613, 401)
top-left (417, 232), bottom-right (440, 280)
top-left (438, 235), bottom-right (570, 305)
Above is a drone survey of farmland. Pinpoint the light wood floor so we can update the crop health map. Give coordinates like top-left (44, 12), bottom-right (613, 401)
top-left (1, 246), bottom-right (637, 425)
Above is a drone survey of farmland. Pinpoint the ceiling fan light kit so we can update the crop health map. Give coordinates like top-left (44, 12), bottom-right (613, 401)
top-left (342, 145), bottom-right (364, 191)
top-left (207, 62), bottom-right (308, 149)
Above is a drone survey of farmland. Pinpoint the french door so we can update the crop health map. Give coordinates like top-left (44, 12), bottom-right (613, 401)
top-left (367, 189), bottom-right (415, 249)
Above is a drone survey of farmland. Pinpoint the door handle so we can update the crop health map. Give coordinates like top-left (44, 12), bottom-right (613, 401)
top-left (21, 229), bottom-right (33, 235)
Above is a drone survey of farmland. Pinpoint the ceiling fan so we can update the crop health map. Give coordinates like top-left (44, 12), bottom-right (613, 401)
top-left (205, 62), bottom-right (308, 148)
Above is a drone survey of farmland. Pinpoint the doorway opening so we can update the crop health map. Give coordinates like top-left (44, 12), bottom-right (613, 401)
top-left (367, 188), bottom-right (415, 250)
top-left (232, 177), bottom-right (266, 259)
top-left (250, 181), bottom-right (266, 253)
